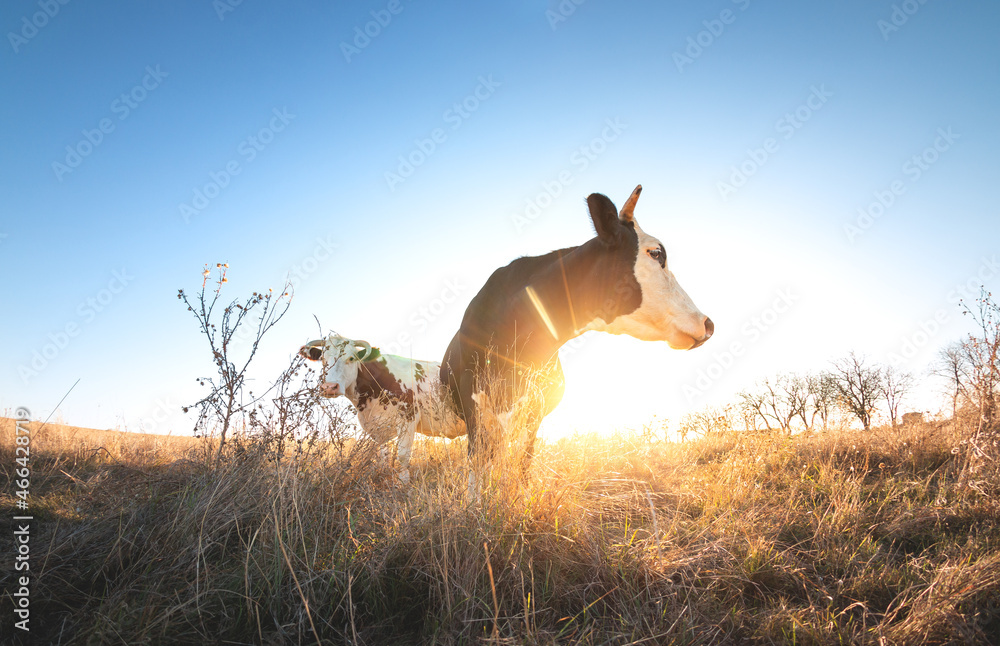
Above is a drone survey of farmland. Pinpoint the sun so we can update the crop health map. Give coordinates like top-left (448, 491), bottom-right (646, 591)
top-left (538, 333), bottom-right (684, 440)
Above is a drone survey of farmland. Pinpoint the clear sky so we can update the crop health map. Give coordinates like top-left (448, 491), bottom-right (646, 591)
top-left (2, 0), bottom-right (999, 436)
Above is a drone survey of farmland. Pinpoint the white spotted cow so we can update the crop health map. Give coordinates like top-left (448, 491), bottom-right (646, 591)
top-left (299, 334), bottom-right (466, 482)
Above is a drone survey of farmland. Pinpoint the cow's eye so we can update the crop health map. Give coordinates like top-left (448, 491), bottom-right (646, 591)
top-left (648, 246), bottom-right (666, 266)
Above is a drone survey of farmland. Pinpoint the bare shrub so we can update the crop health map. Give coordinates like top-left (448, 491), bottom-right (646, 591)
top-left (957, 288), bottom-right (1000, 492)
top-left (177, 264), bottom-right (292, 463)
top-left (239, 352), bottom-right (359, 465)
top-left (960, 288), bottom-right (1000, 432)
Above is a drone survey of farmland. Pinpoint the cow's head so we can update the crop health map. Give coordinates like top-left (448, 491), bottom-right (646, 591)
top-left (579, 185), bottom-right (713, 350)
top-left (298, 334), bottom-right (382, 398)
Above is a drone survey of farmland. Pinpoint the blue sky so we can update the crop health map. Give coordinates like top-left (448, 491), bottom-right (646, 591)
top-left (2, 0), bottom-right (998, 435)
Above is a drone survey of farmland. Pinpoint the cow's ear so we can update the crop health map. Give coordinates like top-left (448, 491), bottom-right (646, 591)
top-left (299, 344), bottom-right (323, 361)
top-left (588, 193), bottom-right (625, 244)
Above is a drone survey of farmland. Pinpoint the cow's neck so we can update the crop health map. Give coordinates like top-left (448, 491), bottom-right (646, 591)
top-left (492, 245), bottom-right (634, 368)
top-left (353, 360), bottom-right (408, 410)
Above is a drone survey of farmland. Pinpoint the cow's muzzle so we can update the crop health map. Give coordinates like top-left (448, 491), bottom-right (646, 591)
top-left (320, 382), bottom-right (341, 397)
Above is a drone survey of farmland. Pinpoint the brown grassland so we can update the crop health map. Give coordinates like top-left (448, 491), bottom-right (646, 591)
top-left (2, 412), bottom-right (999, 645)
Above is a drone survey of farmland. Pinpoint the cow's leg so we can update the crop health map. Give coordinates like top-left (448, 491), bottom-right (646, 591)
top-left (396, 420), bottom-right (415, 485)
top-left (517, 397), bottom-right (547, 475)
top-left (461, 373), bottom-right (482, 460)
top-left (520, 419), bottom-right (541, 475)
top-left (458, 370), bottom-right (488, 497)
top-left (459, 370), bottom-right (483, 460)
top-left (359, 409), bottom-right (391, 473)
top-left (520, 363), bottom-right (566, 475)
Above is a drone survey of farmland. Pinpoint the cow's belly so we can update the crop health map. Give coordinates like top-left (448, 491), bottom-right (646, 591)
top-left (356, 400), bottom-right (410, 444)
top-left (414, 382), bottom-right (468, 439)
top-left (416, 405), bottom-right (467, 439)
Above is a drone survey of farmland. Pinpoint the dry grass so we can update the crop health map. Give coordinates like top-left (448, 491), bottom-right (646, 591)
top-left (0, 417), bottom-right (199, 464)
top-left (2, 416), bottom-right (999, 644)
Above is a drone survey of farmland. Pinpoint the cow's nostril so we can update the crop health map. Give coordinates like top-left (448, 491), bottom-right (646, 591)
top-left (703, 317), bottom-right (715, 338)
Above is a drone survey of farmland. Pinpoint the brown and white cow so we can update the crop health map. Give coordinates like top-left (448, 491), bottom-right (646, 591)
top-left (300, 334), bottom-right (466, 482)
top-left (442, 185), bottom-right (713, 476)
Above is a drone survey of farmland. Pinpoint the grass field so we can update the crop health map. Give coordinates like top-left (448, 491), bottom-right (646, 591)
top-left (2, 415), bottom-right (999, 644)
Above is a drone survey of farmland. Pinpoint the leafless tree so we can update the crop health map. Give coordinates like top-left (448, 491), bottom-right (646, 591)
top-left (830, 352), bottom-right (882, 431)
top-left (760, 377), bottom-right (795, 433)
top-left (783, 373), bottom-right (812, 431)
top-left (931, 341), bottom-right (972, 419)
top-left (739, 375), bottom-right (804, 435)
top-left (736, 394), bottom-right (761, 432)
top-left (880, 365), bottom-right (914, 427)
top-left (679, 404), bottom-right (734, 439)
top-left (179, 264), bottom-right (293, 464)
top-left (718, 404), bottom-right (738, 433)
top-left (739, 387), bottom-right (773, 432)
top-left (807, 371), bottom-right (839, 431)
top-left (678, 411), bottom-right (707, 440)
